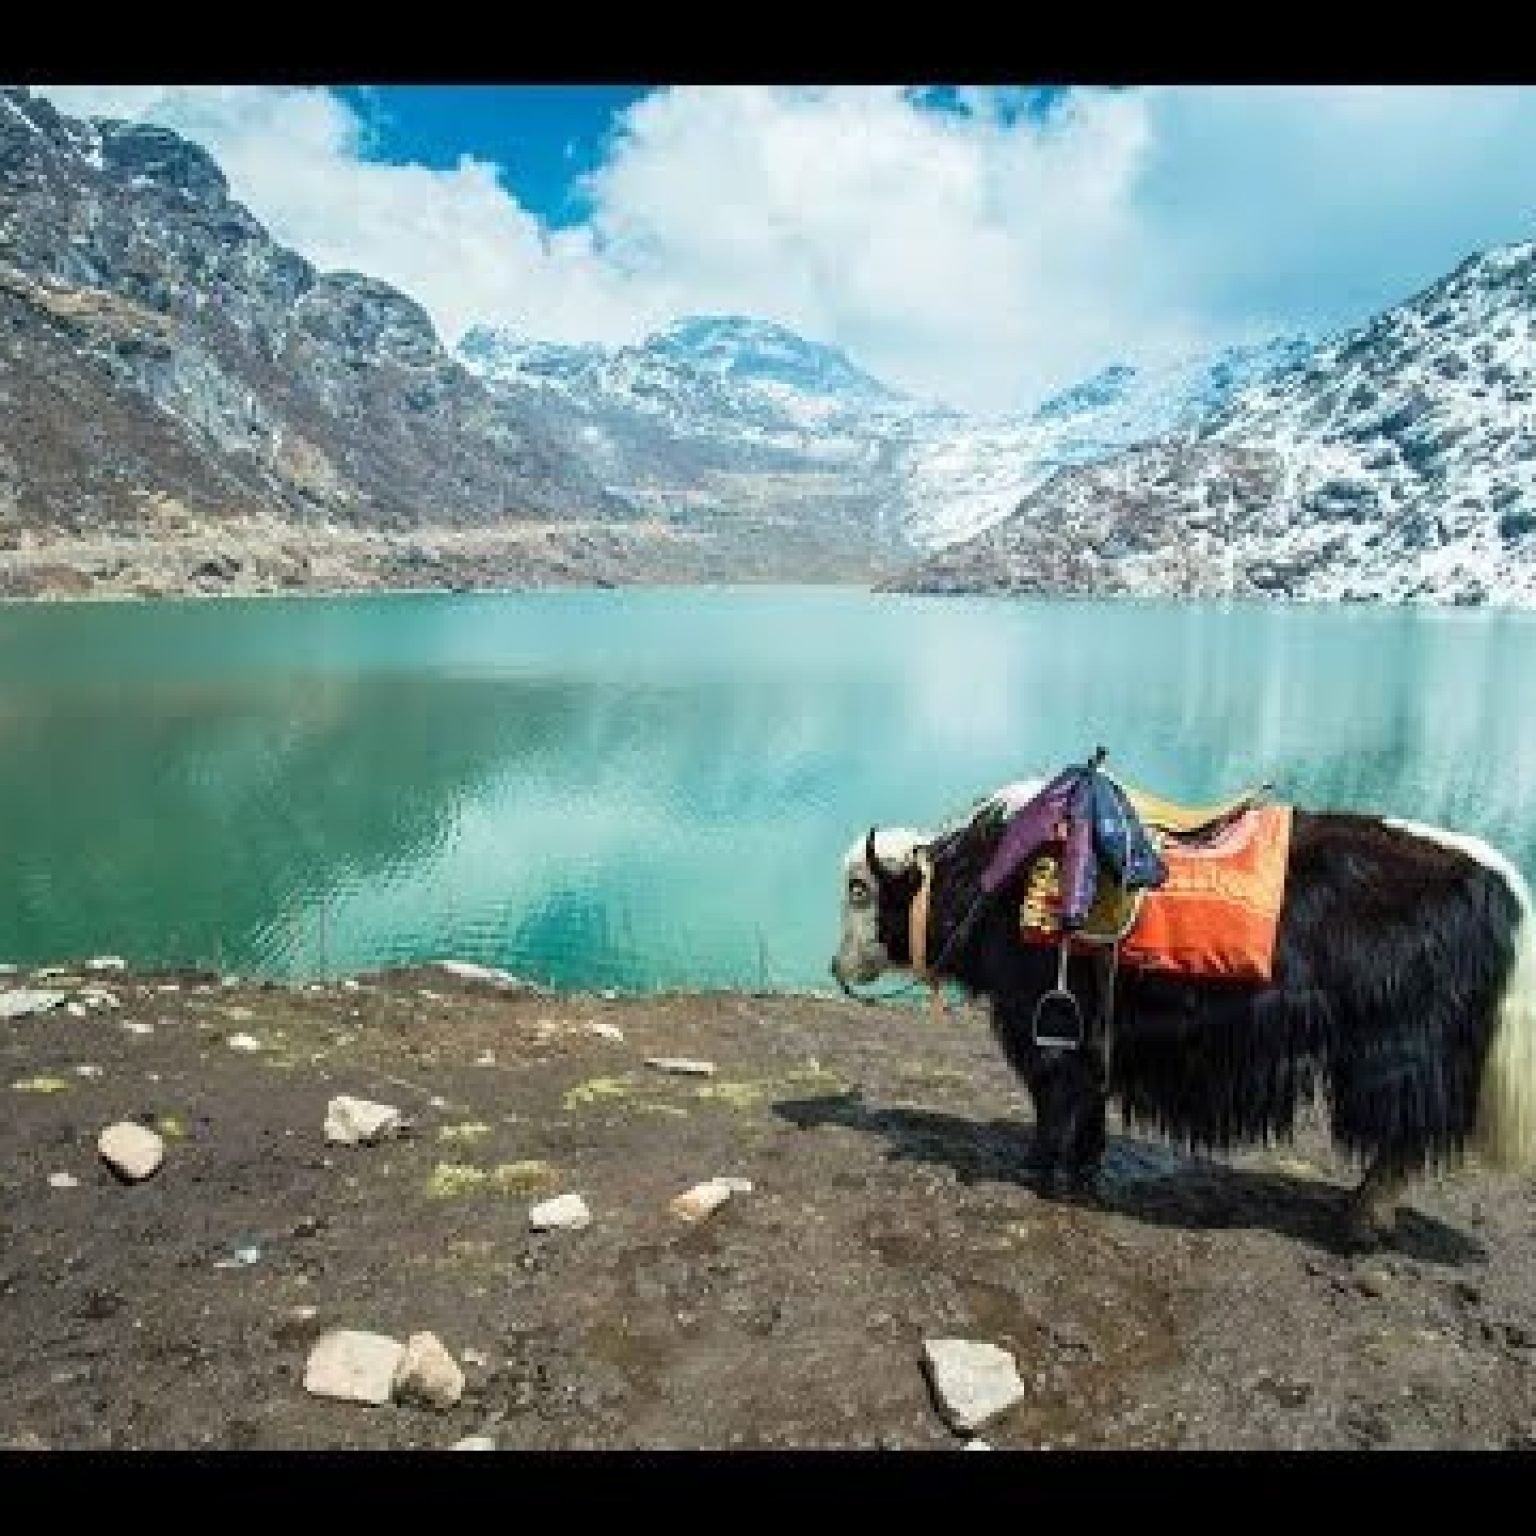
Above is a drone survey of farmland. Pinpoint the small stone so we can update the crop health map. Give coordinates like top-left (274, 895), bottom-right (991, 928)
top-left (224, 1006), bottom-right (255, 1022)
top-left (644, 1056), bottom-right (716, 1078)
top-left (227, 1033), bottom-right (263, 1053)
top-left (529, 1193), bottom-right (591, 1231)
top-left (48, 1172), bottom-right (80, 1190)
top-left (97, 1121), bottom-right (166, 1182)
top-left (964, 1439), bottom-right (993, 1451)
top-left (303, 1329), bottom-right (405, 1405)
top-left (86, 956), bottom-right (127, 972)
top-left (65, 1003), bottom-right (87, 1019)
top-left (669, 1177), bottom-right (751, 1222)
top-left (1354, 1265), bottom-right (1391, 1298)
top-left (585, 1022), bottom-right (625, 1042)
top-left (462, 1348), bottom-right (488, 1367)
top-left (0, 989), bottom-right (67, 1020)
top-left (121, 1021), bottom-right (154, 1036)
top-left (0, 963), bottom-right (15, 975)
top-left (79, 989), bottom-right (120, 1009)
top-left (393, 1331), bottom-right (465, 1410)
top-left (922, 1338), bottom-right (1028, 1434)
top-left (155, 984), bottom-right (181, 994)
top-left (451, 1435), bottom-right (497, 1451)
top-left (323, 1095), bottom-right (402, 1145)
top-left (221, 975), bottom-right (242, 987)
top-left (341, 979), bottom-right (360, 992)
top-left (73, 1064), bottom-right (102, 1079)
top-left (475, 1051), bottom-right (496, 1066)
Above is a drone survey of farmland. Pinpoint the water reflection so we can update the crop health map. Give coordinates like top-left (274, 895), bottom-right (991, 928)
top-left (1, 589), bottom-right (1535, 989)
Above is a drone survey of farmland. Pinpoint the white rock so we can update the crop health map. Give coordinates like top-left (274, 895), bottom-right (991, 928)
top-left (0, 963), bottom-right (15, 975)
top-left (529, 1193), bottom-right (591, 1231)
top-left (65, 1003), bottom-right (87, 1019)
top-left (48, 1172), bottom-right (80, 1190)
top-left (0, 989), bottom-right (67, 1020)
top-left (434, 960), bottom-right (527, 990)
top-left (341, 979), bottom-right (360, 992)
top-left (97, 1121), bottom-right (166, 1182)
top-left (393, 1332), bottom-right (465, 1410)
top-left (450, 1434), bottom-right (497, 1451)
top-left (964, 1439), bottom-right (993, 1451)
top-left (922, 1339), bottom-right (1027, 1434)
top-left (80, 989), bottom-right (120, 1009)
top-left (303, 1330), bottom-right (405, 1405)
top-left (154, 983), bottom-right (180, 994)
top-left (475, 1051), bottom-right (496, 1066)
top-left (86, 956), bottom-right (127, 972)
top-left (670, 1177), bottom-right (751, 1222)
top-left (461, 1348), bottom-right (488, 1367)
top-left (121, 1021), bottom-right (154, 1035)
top-left (223, 1006), bottom-right (255, 1022)
top-left (644, 1056), bottom-right (717, 1078)
top-left (324, 1095), bottom-right (402, 1145)
top-left (584, 1022), bottom-right (625, 1042)
top-left (74, 1064), bottom-right (102, 1078)
top-left (221, 975), bottom-right (242, 987)
top-left (227, 1033), bottom-right (264, 1053)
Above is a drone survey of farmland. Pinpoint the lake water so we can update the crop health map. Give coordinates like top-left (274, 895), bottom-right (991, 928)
top-left (3, 586), bottom-right (1536, 991)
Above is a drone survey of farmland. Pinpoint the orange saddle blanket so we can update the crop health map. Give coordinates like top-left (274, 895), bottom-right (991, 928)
top-left (1019, 804), bottom-right (1294, 982)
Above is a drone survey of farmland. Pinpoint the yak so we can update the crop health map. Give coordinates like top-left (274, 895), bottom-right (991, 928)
top-left (830, 777), bottom-right (1536, 1247)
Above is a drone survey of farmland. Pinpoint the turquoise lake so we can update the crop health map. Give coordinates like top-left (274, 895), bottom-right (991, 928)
top-left (3, 586), bottom-right (1535, 991)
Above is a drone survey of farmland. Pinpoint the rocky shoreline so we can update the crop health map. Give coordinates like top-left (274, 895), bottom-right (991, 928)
top-left (0, 515), bottom-right (906, 602)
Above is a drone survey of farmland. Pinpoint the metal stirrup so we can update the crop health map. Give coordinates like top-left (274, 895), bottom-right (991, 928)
top-left (1032, 938), bottom-right (1085, 1050)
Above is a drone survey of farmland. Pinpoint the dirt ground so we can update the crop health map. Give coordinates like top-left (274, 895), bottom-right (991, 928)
top-left (3, 961), bottom-right (1535, 1454)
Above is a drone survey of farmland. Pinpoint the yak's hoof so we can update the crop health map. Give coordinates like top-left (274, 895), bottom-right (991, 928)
top-left (1341, 1203), bottom-right (1397, 1253)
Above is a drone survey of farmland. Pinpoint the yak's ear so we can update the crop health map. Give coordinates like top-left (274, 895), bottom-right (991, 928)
top-left (864, 827), bottom-right (887, 885)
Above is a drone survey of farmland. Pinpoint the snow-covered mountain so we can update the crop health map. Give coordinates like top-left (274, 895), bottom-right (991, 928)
top-left (899, 338), bottom-right (1313, 548)
top-left (458, 318), bottom-right (1311, 553)
top-left (896, 240), bottom-right (1536, 606)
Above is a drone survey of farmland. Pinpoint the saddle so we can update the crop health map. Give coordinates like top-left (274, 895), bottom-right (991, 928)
top-left (1120, 781), bottom-right (1271, 842)
top-left (981, 753), bottom-right (1286, 1049)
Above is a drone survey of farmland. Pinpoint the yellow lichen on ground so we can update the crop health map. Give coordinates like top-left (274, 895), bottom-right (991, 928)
top-left (425, 1158), bottom-right (556, 1198)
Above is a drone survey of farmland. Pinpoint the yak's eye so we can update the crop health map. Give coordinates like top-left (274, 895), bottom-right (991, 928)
top-left (847, 877), bottom-right (873, 907)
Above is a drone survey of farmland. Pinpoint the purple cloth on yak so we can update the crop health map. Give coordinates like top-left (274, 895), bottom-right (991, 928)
top-left (980, 764), bottom-right (1100, 928)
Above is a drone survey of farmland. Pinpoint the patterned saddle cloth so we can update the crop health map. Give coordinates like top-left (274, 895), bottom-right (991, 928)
top-left (1019, 802), bottom-right (1294, 982)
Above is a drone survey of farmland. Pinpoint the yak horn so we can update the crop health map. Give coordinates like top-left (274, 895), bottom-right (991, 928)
top-left (865, 827), bottom-right (887, 884)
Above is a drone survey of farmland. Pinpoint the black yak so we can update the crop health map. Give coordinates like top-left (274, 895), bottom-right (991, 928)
top-left (830, 777), bottom-right (1536, 1246)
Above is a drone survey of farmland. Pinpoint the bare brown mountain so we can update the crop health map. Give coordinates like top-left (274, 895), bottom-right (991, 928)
top-left (0, 88), bottom-right (653, 596)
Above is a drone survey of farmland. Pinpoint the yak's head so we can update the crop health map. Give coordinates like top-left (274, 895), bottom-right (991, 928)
top-left (830, 824), bottom-right (927, 989)
top-left (830, 780), bottom-right (1045, 994)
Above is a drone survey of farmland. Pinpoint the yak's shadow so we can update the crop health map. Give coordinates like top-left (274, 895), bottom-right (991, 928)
top-left (772, 1090), bottom-right (1485, 1266)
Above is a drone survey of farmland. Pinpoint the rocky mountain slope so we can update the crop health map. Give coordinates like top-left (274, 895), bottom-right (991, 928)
top-left (896, 241), bottom-right (1536, 606)
top-left (0, 87), bottom-right (634, 595)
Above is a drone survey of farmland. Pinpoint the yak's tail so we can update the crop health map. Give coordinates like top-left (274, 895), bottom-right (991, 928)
top-left (1476, 894), bottom-right (1536, 1171)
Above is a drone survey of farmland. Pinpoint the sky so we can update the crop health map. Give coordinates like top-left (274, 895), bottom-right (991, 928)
top-left (33, 83), bottom-right (1536, 415)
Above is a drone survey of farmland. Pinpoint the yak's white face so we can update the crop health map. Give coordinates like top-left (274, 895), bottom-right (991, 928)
top-left (831, 825), bottom-right (925, 987)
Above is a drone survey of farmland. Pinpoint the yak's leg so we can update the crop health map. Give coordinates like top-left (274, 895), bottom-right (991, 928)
top-left (1032, 1047), bottom-right (1106, 1199)
top-left (1344, 1150), bottom-right (1415, 1248)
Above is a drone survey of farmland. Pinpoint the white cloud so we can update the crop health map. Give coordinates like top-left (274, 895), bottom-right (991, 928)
top-left (31, 84), bottom-right (1536, 414)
